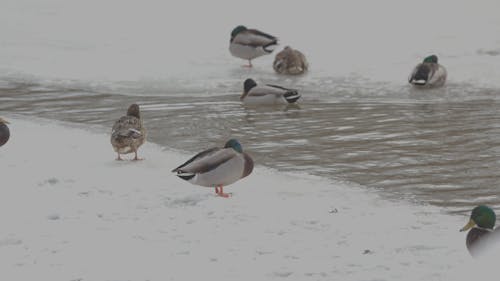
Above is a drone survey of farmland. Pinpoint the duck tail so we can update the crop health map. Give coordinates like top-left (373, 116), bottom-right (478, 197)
top-left (176, 171), bottom-right (196, 181)
top-left (283, 90), bottom-right (301, 103)
top-left (263, 40), bottom-right (278, 53)
top-left (410, 65), bottom-right (431, 85)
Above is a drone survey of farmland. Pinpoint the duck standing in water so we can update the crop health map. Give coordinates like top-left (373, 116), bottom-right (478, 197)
top-left (408, 54), bottom-right (447, 87)
top-left (172, 139), bottom-right (253, 198)
top-left (0, 118), bottom-right (10, 147)
top-left (273, 46), bottom-right (309, 75)
top-left (110, 104), bottom-right (146, 160)
top-left (460, 205), bottom-right (500, 257)
top-left (240, 78), bottom-right (301, 105)
top-left (229, 25), bottom-right (278, 67)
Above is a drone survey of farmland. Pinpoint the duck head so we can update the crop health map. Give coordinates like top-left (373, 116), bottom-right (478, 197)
top-left (0, 117), bottom-right (9, 125)
top-left (224, 139), bottom-right (243, 153)
top-left (460, 205), bottom-right (496, 232)
top-left (127, 104), bottom-right (141, 119)
top-left (241, 78), bottom-right (257, 100)
top-left (231, 25), bottom-right (247, 41)
top-left (423, 55), bottom-right (438, 63)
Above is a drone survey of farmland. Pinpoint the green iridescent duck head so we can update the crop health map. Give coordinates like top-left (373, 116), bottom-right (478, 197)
top-left (224, 139), bottom-right (243, 153)
top-left (423, 55), bottom-right (438, 63)
top-left (460, 205), bottom-right (496, 232)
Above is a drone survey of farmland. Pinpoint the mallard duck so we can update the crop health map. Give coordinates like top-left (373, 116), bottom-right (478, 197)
top-left (229, 25), bottom-right (278, 67)
top-left (240, 78), bottom-right (301, 105)
top-left (408, 54), bottom-right (447, 87)
top-left (273, 46), bottom-right (309, 75)
top-left (0, 118), bottom-right (10, 147)
top-left (110, 104), bottom-right (146, 160)
top-left (172, 139), bottom-right (254, 198)
top-left (460, 205), bottom-right (500, 257)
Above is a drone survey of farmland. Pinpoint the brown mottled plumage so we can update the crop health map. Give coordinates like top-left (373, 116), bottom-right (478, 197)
top-left (110, 104), bottom-right (146, 160)
top-left (0, 118), bottom-right (10, 147)
top-left (273, 46), bottom-right (309, 75)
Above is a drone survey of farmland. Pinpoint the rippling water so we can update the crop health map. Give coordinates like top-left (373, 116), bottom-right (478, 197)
top-left (2, 77), bottom-right (500, 214)
top-left (3, 0), bottom-right (500, 216)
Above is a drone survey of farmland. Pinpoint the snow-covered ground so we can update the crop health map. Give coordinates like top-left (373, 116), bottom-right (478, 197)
top-left (2, 1), bottom-right (500, 279)
top-left (0, 117), bottom-right (492, 280)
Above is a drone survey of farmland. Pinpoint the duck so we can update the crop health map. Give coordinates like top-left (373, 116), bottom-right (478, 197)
top-left (172, 139), bottom-right (254, 198)
top-left (273, 46), bottom-right (309, 75)
top-left (0, 118), bottom-right (10, 147)
top-left (240, 78), bottom-right (301, 105)
top-left (110, 104), bottom-right (146, 160)
top-left (460, 205), bottom-right (500, 257)
top-left (229, 25), bottom-right (278, 67)
top-left (408, 54), bottom-right (447, 87)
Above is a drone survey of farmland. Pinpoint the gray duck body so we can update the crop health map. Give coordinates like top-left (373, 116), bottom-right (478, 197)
top-left (241, 78), bottom-right (301, 105)
top-left (465, 227), bottom-right (500, 257)
top-left (229, 25), bottom-right (278, 65)
top-left (172, 140), bottom-right (254, 188)
top-left (409, 55), bottom-right (447, 87)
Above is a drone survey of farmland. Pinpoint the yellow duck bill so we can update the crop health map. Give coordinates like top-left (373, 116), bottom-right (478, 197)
top-left (460, 219), bottom-right (476, 232)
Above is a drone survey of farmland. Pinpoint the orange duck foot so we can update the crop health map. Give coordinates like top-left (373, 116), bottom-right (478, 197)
top-left (215, 186), bottom-right (231, 198)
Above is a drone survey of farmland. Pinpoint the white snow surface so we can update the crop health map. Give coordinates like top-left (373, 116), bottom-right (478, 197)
top-left (0, 117), bottom-right (496, 280)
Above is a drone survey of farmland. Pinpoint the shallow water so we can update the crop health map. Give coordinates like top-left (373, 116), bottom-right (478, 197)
top-left (2, 77), bottom-right (500, 214)
top-left (2, 0), bottom-right (500, 216)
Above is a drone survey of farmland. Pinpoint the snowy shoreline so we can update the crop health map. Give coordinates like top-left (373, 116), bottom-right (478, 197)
top-left (0, 116), bottom-right (485, 280)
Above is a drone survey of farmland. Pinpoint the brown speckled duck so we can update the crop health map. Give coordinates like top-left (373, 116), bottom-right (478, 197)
top-left (273, 46), bottom-right (309, 75)
top-left (172, 139), bottom-right (254, 198)
top-left (460, 205), bottom-right (500, 257)
top-left (110, 104), bottom-right (146, 160)
top-left (0, 118), bottom-right (10, 147)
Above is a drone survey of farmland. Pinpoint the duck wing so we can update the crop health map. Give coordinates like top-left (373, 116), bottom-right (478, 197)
top-left (171, 147), bottom-right (220, 172)
top-left (265, 84), bottom-right (297, 92)
top-left (247, 85), bottom-right (285, 97)
top-left (232, 29), bottom-right (277, 47)
top-left (111, 116), bottom-right (144, 140)
top-left (409, 63), bottom-right (436, 85)
top-left (265, 84), bottom-right (301, 103)
top-left (173, 148), bottom-right (237, 174)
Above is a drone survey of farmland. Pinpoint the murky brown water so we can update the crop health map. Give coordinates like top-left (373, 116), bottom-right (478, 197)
top-left (2, 79), bottom-right (500, 214)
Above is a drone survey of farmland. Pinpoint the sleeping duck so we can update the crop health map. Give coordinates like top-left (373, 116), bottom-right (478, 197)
top-left (229, 25), bottom-right (278, 67)
top-left (172, 139), bottom-right (253, 198)
top-left (0, 118), bottom-right (10, 147)
top-left (460, 205), bottom-right (500, 257)
top-left (110, 104), bottom-right (146, 160)
top-left (240, 78), bottom-right (301, 105)
top-left (273, 46), bottom-right (309, 75)
top-left (408, 54), bottom-right (447, 87)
